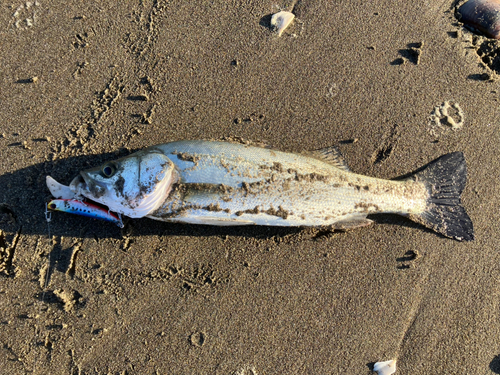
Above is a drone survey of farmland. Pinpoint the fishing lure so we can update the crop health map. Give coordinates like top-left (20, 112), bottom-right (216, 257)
top-left (47, 199), bottom-right (124, 228)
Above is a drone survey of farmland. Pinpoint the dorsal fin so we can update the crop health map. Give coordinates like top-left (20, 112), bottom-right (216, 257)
top-left (308, 146), bottom-right (351, 172)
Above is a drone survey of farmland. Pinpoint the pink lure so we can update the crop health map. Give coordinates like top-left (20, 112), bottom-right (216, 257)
top-left (48, 199), bottom-right (124, 228)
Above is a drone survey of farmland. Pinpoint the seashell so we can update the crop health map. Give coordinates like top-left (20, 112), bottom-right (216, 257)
top-left (373, 359), bottom-right (397, 375)
top-left (270, 11), bottom-right (295, 37)
top-left (458, 0), bottom-right (500, 39)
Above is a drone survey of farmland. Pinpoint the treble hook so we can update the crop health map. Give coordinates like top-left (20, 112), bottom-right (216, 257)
top-left (117, 213), bottom-right (124, 229)
top-left (45, 202), bottom-right (52, 223)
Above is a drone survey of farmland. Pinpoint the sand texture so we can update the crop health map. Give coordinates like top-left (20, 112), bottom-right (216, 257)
top-left (1, 0), bottom-right (500, 374)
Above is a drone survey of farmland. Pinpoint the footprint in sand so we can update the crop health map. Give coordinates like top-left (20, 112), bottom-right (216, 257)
top-left (12, 1), bottom-right (40, 30)
top-left (428, 101), bottom-right (465, 137)
top-left (233, 364), bottom-right (258, 375)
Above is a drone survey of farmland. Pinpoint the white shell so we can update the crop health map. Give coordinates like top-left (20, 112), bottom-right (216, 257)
top-left (271, 11), bottom-right (295, 36)
top-left (373, 359), bottom-right (397, 375)
top-left (46, 176), bottom-right (75, 199)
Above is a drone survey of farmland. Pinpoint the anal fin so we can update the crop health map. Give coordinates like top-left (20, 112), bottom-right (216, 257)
top-left (329, 218), bottom-right (373, 231)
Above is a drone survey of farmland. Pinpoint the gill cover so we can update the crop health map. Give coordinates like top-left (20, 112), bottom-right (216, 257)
top-left (71, 150), bottom-right (178, 218)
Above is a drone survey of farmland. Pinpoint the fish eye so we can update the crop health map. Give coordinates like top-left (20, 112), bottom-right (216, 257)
top-left (102, 163), bottom-right (117, 178)
top-left (49, 203), bottom-right (56, 210)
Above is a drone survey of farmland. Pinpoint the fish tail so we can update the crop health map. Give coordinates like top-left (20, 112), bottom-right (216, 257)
top-left (408, 152), bottom-right (474, 241)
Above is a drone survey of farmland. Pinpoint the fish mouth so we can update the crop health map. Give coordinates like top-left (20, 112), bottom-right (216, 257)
top-left (69, 172), bottom-right (108, 199)
top-left (69, 174), bottom-right (88, 197)
top-left (46, 174), bottom-right (101, 202)
top-left (46, 176), bottom-right (77, 199)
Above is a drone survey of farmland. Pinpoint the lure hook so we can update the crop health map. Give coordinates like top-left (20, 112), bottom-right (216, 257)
top-left (117, 213), bottom-right (124, 229)
top-left (44, 202), bottom-right (52, 223)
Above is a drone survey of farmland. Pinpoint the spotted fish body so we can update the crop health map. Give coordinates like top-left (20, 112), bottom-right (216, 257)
top-left (148, 142), bottom-right (426, 227)
top-left (66, 140), bottom-right (474, 240)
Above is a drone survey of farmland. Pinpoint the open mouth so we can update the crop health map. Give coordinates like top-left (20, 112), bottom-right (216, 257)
top-left (69, 172), bottom-right (108, 199)
top-left (46, 175), bottom-right (80, 200)
top-left (48, 174), bottom-right (105, 207)
top-left (69, 174), bottom-right (87, 196)
top-left (46, 174), bottom-right (123, 227)
top-left (47, 174), bottom-right (110, 210)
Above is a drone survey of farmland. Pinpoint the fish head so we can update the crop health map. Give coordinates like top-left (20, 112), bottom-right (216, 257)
top-left (69, 150), bottom-right (178, 218)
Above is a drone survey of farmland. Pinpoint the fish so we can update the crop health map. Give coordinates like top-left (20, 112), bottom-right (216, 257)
top-left (47, 199), bottom-right (124, 228)
top-left (458, 0), bottom-right (500, 39)
top-left (49, 140), bottom-right (474, 240)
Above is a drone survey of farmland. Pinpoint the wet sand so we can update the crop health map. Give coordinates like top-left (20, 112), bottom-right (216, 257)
top-left (1, 0), bottom-right (500, 374)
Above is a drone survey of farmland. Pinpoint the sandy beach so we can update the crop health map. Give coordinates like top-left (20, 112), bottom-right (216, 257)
top-left (1, 0), bottom-right (500, 374)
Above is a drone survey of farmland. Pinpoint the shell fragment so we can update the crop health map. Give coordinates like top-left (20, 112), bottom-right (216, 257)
top-left (271, 11), bottom-right (295, 36)
top-left (373, 359), bottom-right (397, 375)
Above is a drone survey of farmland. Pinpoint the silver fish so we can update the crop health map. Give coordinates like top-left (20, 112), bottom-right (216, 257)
top-left (62, 140), bottom-right (473, 241)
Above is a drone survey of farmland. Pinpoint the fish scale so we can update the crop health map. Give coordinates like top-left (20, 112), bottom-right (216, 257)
top-left (150, 159), bottom-right (427, 227)
top-left (142, 141), bottom-right (426, 226)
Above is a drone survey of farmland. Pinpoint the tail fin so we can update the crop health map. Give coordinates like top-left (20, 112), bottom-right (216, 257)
top-left (408, 152), bottom-right (474, 241)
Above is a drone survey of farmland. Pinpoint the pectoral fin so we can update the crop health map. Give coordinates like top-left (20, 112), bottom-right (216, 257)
top-left (307, 146), bottom-right (351, 172)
